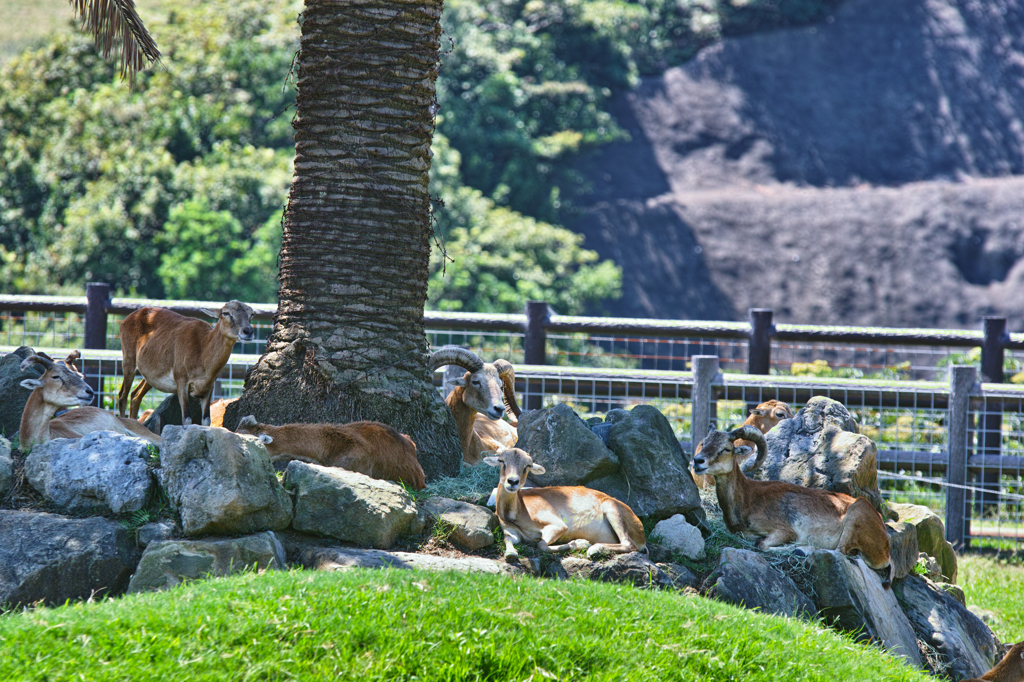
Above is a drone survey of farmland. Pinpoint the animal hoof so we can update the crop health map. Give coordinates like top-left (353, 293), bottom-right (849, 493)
top-left (202, 418), bottom-right (211, 427)
top-left (504, 551), bottom-right (520, 562)
top-left (569, 539), bottom-right (591, 552)
top-left (585, 544), bottom-right (609, 560)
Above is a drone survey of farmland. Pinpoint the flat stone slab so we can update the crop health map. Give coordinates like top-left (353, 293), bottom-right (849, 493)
top-left (295, 544), bottom-right (509, 575)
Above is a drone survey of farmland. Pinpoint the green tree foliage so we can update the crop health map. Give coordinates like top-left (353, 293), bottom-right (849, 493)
top-left (0, 0), bottom-right (837, 311)
top-left (0, 0), bottom-right (297, 299)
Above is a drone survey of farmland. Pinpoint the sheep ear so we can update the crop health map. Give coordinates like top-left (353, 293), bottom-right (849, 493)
top-left (239, 415), bottom-right (257, 426)
top-left (200, 307), bottom-right (220, 319)
top-left (529, 463), bottom-right (546, 475)
top-left (20, 379), bottom-right (44, 390)
top-left (482, 456), bottom-right (502, 467)
top-left (258, 434), bottom-right (273, 445)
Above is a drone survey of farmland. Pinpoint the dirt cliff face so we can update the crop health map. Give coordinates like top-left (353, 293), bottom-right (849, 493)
top-left (574, 0), bottom-right (1024, 329)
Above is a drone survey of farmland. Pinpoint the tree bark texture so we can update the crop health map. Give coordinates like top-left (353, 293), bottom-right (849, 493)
top-left (225, 0), bottom-right (461, 481)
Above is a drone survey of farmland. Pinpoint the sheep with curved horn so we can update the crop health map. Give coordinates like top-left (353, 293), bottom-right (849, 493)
top-left (19, 352), bottom-right (159, 451)
top-left (429, 346), bottom-right (521, 464)
top-left (693, 425), bottom-right (894, 588)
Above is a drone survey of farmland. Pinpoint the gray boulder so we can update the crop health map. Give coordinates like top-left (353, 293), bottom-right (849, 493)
top-left (657, 562), bottom-right (700, 590)
top-left (292, 543), bottom-right (508, 575)
top-left (804, 549), bottom-right (922, 667)
top-left (703, 548), bottom-right (816, 620)
top-left (516, 405), bottom-right (703, 523)
top-left (894, 575), bottom-right (998, 681)
top-left (127, 531), bottom-right (286, 593)
top-left (889, 503), bottom-right (957, 583)
top-left (159, 426), bottom-right (293, 537)
top-left (885, 521), bottom-right (920, 582)
top-left (0, 510), bottom-right (140, 607)
top-left (756, 397), bottom-right (883, 512)
top-left (25, 431), bottom-right (155, 514)
top-left (137, 522), bottom-right (176, 548)
top-left (561, 552), bottom-right (678, 589)
top-left (284, 462), bottom-right (421, 549)
top-left (422, 497), bottom-right (498, 551)
top-left (592, 406), bottom-right (703, 521)
top-left (516, 404), bottom-right (619, 486)
top-left (0, 346), bottom-right (44, 437)
top-left (0, 435), bottom-right (13, 497)
top-left (651, 514), bottom-right (705, 560)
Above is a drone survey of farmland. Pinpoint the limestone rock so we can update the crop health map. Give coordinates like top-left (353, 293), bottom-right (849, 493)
top-left (284, 462), bottom-right (420, 549)
top-left (26, 431), bottom-right (155, 514)
top-left (889, 503), bottom-right (957, 583)
top-left (658, 562), bottom-right (699, 589)
top-left (0, 435), bottom-right (13, 497)
top-left (935, 582), bottom-right (966, 606)
top-left (422, 497), bottom-right (498, 551)
top-left (885, 521), bottom-right (920, 582)
top-left (756, 397), bottom-right (883, 512)
top-left (127, 531), bottom-right (286, 593)
top-left (592, 405), bottom-right (703, 521)
top-left (561, 552), bottom-right (677, 589)
top-left (137, 522), bottom-right (176, 548)
top-left (805, 549), bottom-right (922, 667)
top-left (516, 405), bottom-right (702, 523)
top-left (703, 548), bottom-right (816, 620)
top-left (894, 575), bottom-right (998, 681)
top-left (0, 510), bottom-right (140, 607)
top-left (293, 543), bottom-right (509, 575)
top-left (516, 404), bottom-right (619, 486)
top-left (158, 426), bottom-right (292, 537)
top-left (651, 514), bottom-right (705, 560)
top-left (0, 346), bottom-right (43, 437)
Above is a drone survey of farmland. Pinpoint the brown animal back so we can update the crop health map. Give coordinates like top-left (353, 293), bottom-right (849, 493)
top-left (341, 421), bottom-right (425, 490)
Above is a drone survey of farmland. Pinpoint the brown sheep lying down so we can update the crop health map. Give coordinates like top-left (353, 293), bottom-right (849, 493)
top-left (235, 416), bottom-right (425, 490)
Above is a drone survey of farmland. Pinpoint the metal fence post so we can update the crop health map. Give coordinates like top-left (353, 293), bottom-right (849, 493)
top-left (748, 308), bottom-right (773, 375)
top-left (524, 300), bottom-right (549, 411)
top-left (977, 317), bottom-right (1006, 516)
top-left (83, 282), bottom-right (110, 407)
top-left (946, 365), bottom-right (976, 551)
top-left (691, 355), bottom-right (720, 456)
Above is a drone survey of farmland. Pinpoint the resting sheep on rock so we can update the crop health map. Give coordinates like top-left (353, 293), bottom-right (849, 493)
top-left (235, 416), bottom-right (425, 490)
top-left (693, 425), bottom-right (893, 588)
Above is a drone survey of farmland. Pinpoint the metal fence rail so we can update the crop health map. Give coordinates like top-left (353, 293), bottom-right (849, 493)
top-left (2, 287), bottom-right (1023, 549)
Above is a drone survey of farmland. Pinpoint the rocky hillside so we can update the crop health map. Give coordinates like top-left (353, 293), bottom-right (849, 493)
top-left (574, 0), bottom-right (1024, 329)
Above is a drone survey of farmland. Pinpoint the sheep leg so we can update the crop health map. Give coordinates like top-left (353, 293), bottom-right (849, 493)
top-left (200, 390), bottom-right (213, 427)
top-left (500, 524), bottom-right (523, 561)
top-left (117, 364), bottom-right (137, 418)
top-left (756, 528), bottom-right (798, 550)
top-left (178, 384), bottom-right (194, 427)
top-left (537, 522), bottom-right (586, 554)
top-left (129, 379), bottom-right (152, 420)
top-left (586, 502), bottom-right (642, 559)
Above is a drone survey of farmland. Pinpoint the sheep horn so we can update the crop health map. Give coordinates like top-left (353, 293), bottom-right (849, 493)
top-left (729, 425), bottom-right (767, 473)
top-left (20, 354), bottom-right (54, 372)
top-left (493, 359), bottom-right (522, 418)
top-left (428, 346), bottom-right (484, 372)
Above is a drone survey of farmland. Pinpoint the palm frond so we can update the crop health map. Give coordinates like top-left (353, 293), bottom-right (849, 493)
top-left (68, 0), bottom-right (161, 84)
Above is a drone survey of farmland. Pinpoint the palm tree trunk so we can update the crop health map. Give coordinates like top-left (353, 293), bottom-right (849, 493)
top-left (226, 0), bottom-right (461, 481)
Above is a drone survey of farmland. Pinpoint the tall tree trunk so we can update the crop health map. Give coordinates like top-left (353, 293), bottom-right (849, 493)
top-left (225, 0), bottom-right (461, 481)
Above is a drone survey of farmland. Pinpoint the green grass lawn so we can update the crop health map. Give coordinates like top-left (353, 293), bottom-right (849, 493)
top-left (0, 0), bottom-right (170, 62)
top-left (959, 553), bottom-right (1024, 643)
top-left (0, 568), bottom-right (931, 682)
